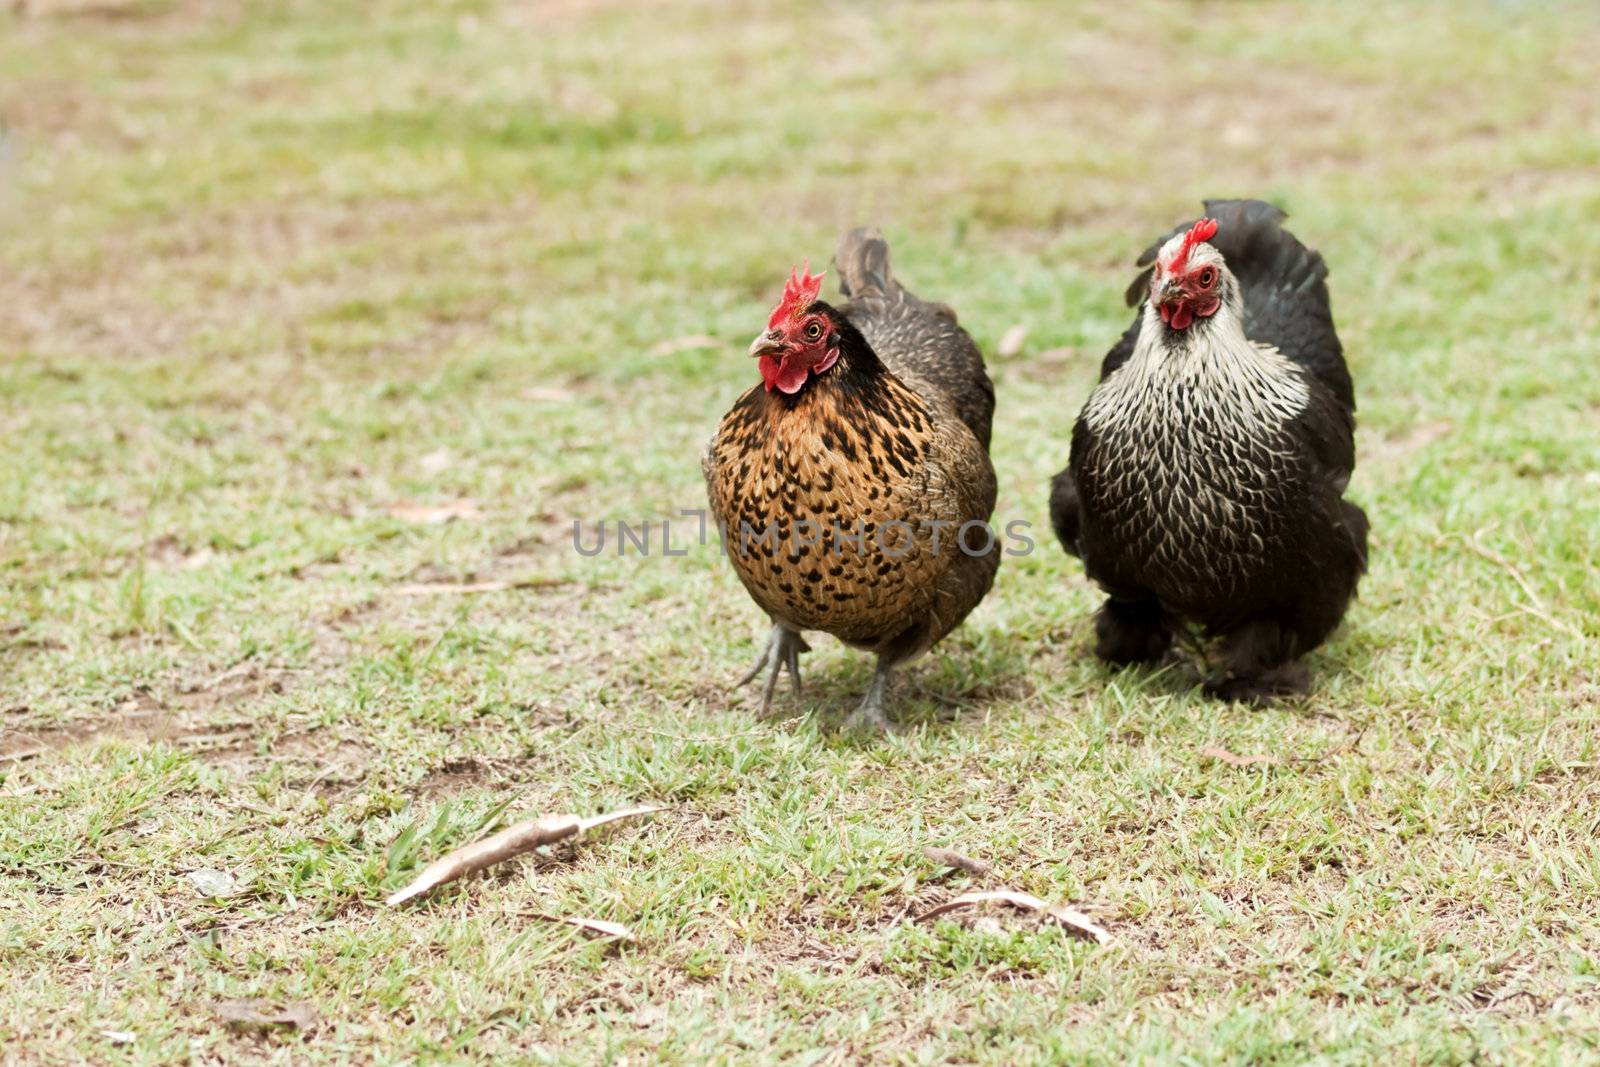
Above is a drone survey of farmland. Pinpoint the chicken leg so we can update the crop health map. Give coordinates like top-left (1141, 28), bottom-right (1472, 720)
top-left (736, 624), bottom-right (810, 714)
top-left (844, 661), bottom-right (893, 732)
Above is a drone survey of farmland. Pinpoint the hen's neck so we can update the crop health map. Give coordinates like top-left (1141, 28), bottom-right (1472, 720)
top-left (771, 318), bottom-right (888, 411)
top-left (1086, 297), bottom-right (1310, 434)
top-left (1136, 292), bottom-right (1251, 367)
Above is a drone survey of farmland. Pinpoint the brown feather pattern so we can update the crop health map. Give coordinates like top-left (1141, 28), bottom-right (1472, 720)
top-left (705, 231), bottom-right (998, 670)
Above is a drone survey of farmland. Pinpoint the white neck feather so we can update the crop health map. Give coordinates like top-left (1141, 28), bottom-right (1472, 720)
top-left (1084, 294), bottom-right (1310, 435)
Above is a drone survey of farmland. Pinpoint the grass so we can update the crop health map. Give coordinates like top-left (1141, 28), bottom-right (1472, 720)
top-left (1, 0), bottom-right (1598, 1062)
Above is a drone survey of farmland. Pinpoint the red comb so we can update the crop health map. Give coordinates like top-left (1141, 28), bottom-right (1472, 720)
top-left (1167, 217), bottom-right (1220, 273)
top-left (767, 261), bottom-right (826, 329)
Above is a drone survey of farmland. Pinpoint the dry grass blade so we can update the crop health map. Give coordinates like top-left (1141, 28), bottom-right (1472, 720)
top-left (1454, 530), bottom-right (1584, 640)
top-left (923, 846), bottom-right (994, 876)
top-left (392, 581), bottom-right (518, 596)
top-left (1289, 724), bottom-right (1369, 765)
top-left (1200, 745), bottom-right (1279, 768)
top-left (385, 805), bottom-right (667, 906)
top-left (384, 500), bottom-right (483, 524)
top-left (915, 889), bottom-right (1112, 945)
top-left (521, 385), bottom-right (576, 402)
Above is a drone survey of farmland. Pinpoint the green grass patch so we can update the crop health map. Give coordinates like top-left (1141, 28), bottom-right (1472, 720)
top-left (2, 0), bottom-right (1598, 1062)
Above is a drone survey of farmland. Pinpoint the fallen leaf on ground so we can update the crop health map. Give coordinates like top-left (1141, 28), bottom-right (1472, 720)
top-left (182, 547), bottom-right (217, 570)
top-left (385, 804), bottom-right (667, 906)
top-left (996, 324), bottom-right (1029, 358)
top-left (187, 868), bottom-right (244, 898)
top-left (575, 806), bottom-right (669, 836)
top-left (210, 1000), bottom-right (317, 1031)
top-left (418, 448), bottom-right (454, 474)
top-left (1222, 120), bottom-right (1261, 148)
top-left (1200, 745), bottom-right (1279, 768)
top-left (915, 889), bottom-right (1112, 945)
top-left (648, 334), bottom-right (718, 357)
top-left (923, 846), bottom-right (993, 877)
top-left (561, 916), bottom-right (635, 941)
top-left (384, 500), bottom-right (482, 524)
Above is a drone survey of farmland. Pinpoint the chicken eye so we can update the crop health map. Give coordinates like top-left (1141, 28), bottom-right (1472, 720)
top-left (804, 321), bottom-right (824, 341)
top-left (1198, 268), bottom-right (1217, 288)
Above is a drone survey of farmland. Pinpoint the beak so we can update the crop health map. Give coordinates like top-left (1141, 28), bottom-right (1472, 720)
top-left (748, 329), bottom-right (784, 359)
top-left (1155, 277), bottom-right (1184, 305)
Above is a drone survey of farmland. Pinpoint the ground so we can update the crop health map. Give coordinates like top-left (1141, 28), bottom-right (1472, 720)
top-left (1, 0), bottom-right (1598, 1063)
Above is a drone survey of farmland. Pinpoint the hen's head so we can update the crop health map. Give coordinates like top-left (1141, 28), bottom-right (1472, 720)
top-left (1149, 218), bottom-right (1227, 332)
top-left (748, 263), bottom-right (841, 394)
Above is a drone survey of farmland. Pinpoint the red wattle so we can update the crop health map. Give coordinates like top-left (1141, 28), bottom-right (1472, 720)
top-left (1168, 304), bottom-right (1194, 330)
top-left (760, 352), bottom-right (810, 394)
top-left (759, 346), bottom-right (839, 394)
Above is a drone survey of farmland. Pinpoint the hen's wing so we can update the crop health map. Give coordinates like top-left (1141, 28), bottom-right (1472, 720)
top-left (834, 228), bottom-right (996, 450)
top-left (1293, 375), bottom-right (1358, 494)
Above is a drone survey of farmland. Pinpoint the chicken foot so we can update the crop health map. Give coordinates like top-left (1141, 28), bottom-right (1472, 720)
top-left (736, 624), bottom-right (810, 714)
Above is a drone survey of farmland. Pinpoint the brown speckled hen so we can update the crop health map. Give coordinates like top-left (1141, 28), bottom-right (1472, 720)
top-left (703, 229), bottom-right (999, 730)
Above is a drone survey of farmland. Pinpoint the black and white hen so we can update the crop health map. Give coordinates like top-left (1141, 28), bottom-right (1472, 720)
top-left (1050, 199), bottom-right (1368, 700)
